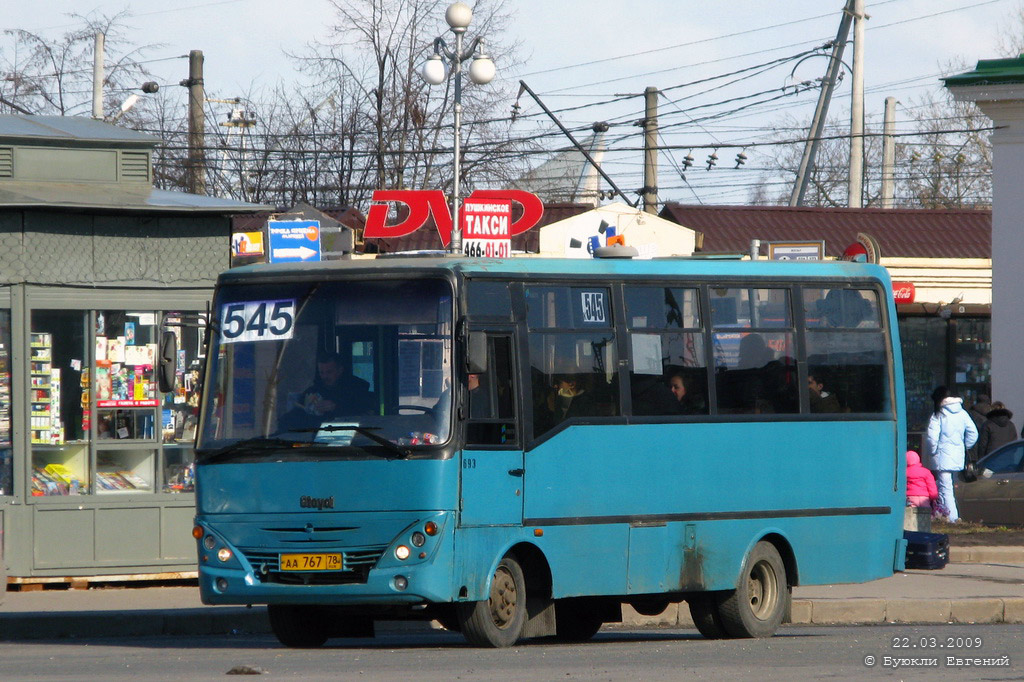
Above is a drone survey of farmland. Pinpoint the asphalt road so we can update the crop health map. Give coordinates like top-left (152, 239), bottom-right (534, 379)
top-left (1, 624), bottom-right (1020, 681)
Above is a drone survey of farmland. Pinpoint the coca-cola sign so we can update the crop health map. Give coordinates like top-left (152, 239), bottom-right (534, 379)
top-left (892, 281), bottom-right (916, 304)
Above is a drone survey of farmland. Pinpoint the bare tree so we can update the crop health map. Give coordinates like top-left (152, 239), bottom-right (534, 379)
top-left (278, 0), bottom-right (531, 209)
top-left (899, 87), bottom-right (992, 209)
top-left (0, 11), bottom-right (155, 117)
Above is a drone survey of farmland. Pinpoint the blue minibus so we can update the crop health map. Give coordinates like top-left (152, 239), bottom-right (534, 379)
top-left (188, 254), bottom-right (906, 647)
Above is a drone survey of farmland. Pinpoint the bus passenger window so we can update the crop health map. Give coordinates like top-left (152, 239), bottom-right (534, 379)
top-left (711, 287), bottom-right (797, 415)
top-left (624, 286), bottom-right (707, 417)
top-left (526, 285), bottom-right (618, 438)
top-left (803, 288), bottom-right (889, 414)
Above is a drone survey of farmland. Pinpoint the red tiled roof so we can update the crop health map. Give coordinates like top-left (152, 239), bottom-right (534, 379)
top-left (658, 204), bottom-right (991, 259)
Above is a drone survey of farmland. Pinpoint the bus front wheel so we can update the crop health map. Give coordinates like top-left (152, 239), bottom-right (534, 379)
top-left (457, 555), bottom-right (527, 647)
top-left (717, 541), bottom-right (788, 638)
top-left (268, 605), bottom-right (328, 648)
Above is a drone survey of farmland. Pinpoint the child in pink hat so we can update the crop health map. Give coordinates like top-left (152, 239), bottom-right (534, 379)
top-left (906, 450), bottom-right (938, 509)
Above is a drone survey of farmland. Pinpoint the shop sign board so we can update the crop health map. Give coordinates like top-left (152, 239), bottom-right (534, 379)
top-left (768, 241), bottom-right (824, 260)
top-left (842, 232), bottom-right (881, 264)
top-left (231, 231), bottom-right (265, 257)
top-left (363, 189), bottom-right (544, 247)
top-left (462, 199), bottom-right (511, 258)
top-left (268, 220), bottom-right (321, 263)
top-left (892, 281), bottom-right (916, 304)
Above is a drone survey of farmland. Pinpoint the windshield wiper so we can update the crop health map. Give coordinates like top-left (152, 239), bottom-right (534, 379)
top-left (199, 436), bottom-right (316, 464)
top-left (293, 425), bottom-right (412, 459)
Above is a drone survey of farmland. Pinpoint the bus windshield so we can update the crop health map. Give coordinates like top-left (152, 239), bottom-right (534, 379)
top-left (197, 277), bottom-right (454, 458)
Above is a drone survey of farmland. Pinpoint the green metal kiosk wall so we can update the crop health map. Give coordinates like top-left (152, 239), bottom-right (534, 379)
top-left (0, 114), bottom-right (270, 579)
top-left (0, 212), bottom-right (230, 578)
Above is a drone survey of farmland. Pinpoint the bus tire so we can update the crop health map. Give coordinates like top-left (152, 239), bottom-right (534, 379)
top-left (268, 605), bottom-right (329, 648)
top-left (552, 600), bottom-right (604, 642)
top-left (457, 555), bottom-right (527, 647)
top-left (687, 593), bottom-right (730, 639)
top-left (717, 541), bottom-right (788, 638)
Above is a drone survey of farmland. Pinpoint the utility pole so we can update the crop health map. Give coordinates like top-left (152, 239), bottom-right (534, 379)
top-left (92, 32), bottom-right (104, 120)
top-left (181, 50), bottom-right (206, 195)
top-left (643, 86), bottom-right (658, 213)
top-left (848, 0), bottom-right (866, 208)
top-left (789, 1), bottom-right (853, 206)
top-left (880, 96), bottom-right (896, 208)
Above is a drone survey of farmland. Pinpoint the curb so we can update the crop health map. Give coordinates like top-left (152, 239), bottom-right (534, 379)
top-left (949, 547), bottom-right (1024, 563)
top-left (621, 597), bottom-right (1024, 628)
top-left (2, 599), bottom-right (1022, 641)
top-left (0, 607), bottom-right (271, 641)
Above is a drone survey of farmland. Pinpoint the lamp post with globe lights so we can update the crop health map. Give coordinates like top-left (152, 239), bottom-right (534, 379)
top-left (421, 1), bottom-right (495, 254)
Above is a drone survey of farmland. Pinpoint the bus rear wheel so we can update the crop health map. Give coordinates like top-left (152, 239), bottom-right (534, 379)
top-left (717, 541), bottom-right (788, 638)
top-left (687, 592), bottom-right (730, 639)
top-left (551, 600), bottom-right (604, 642)
top-left (268, 605), bottom-right (328, 648)
top-left (457, 555), bottom-right (527, 647)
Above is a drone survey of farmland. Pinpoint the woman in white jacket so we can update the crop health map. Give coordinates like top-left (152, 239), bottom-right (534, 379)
top-left (925, 387), bottom-right (979, 523)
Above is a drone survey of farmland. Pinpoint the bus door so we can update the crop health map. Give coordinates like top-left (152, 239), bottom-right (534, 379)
top-left (459, 334), bottom-right (523, 526)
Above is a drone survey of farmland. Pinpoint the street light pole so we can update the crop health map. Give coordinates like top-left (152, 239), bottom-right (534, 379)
top-left (422, 2), bottom-right (495, 254)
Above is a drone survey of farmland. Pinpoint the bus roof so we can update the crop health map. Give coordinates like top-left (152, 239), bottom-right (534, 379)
top-left (220, 255), bottom-right (893, 285)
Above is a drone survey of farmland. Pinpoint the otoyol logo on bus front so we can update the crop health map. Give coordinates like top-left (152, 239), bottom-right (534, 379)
top-left (299, 495), bottom-right (335, 510)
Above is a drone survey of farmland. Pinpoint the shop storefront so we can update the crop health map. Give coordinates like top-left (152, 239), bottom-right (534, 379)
top-left (899, 308), bottom-right (991, 452)
top-left (0, 115), bottom-right (268, 579)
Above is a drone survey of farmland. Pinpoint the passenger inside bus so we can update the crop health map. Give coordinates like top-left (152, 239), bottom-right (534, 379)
top-left (668, 372), bottom-right (708, 415)
top-left (282, 352), bottom-right (374, 429)
top-left (467, 372), bottom-right (492, 419)
top-left (535, 373), bottom-right (598, 432)
top-left (808, 371), bottom-right (843, 413)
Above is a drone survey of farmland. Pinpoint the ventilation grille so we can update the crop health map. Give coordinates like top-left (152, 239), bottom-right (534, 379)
top-left (0, 147), bottom-right (12, 178)
top-left (119, 151), bottom-right (150, 182)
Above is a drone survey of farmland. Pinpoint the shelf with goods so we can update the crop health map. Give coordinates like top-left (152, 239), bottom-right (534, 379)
top-left (95, 447), bottom-right (155, 494)
top-left (31, 443), bottom-right (89, 496)
top-left (161, 443), bottom-right (196, 493)
top-left (952, 318), bottom-right (991, 409)
top-left (29, 333), bottom-right (62, 445)
top-left (0, 341), bottom-right (10, 444)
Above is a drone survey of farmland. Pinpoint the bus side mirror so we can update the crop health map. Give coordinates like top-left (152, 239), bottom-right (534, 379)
top-left (157, 331), bottom-right (178, 393)
top-left (467, 332), bottom-right (488, 374)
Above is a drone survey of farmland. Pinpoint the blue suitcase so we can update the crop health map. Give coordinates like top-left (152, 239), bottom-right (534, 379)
top-left (904, 530), bottom-right (949, 569)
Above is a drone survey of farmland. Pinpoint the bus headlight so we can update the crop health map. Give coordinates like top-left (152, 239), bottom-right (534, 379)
top-left (204, 535), bottom-right (217, 550)
top-left (411, 532), bottom-right (426, 547)
top-left (395, 545), bottom-right (411, 560)
top-left (217, 548), bottom-right (233, 562)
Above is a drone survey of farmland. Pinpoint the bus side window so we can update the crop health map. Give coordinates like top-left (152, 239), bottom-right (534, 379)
top-left (710, 287), bottom-right (797, 415)
top-left (466, 336), bottom-right (517, 446)
top-left (624, 286), bottom-right (707, 417)
top-left (803, 287), bottom-right (889, 413)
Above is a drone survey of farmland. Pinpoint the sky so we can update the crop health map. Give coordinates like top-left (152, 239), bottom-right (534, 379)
top-left (1, 0), bottom-right (1016, 205)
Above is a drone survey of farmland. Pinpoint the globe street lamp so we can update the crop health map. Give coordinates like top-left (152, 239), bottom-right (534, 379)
top-left (421, 1), bottom-right (495, 254)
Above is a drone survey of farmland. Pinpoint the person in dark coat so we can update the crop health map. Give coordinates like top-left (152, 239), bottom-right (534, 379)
top-left (977, 401), bottom-right (1017, 458)
top-left (966, 394), bottom-right (991, 462)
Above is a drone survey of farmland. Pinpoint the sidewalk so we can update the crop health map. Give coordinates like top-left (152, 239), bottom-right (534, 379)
top-left (1, 547), bottom-right (1022, 640)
